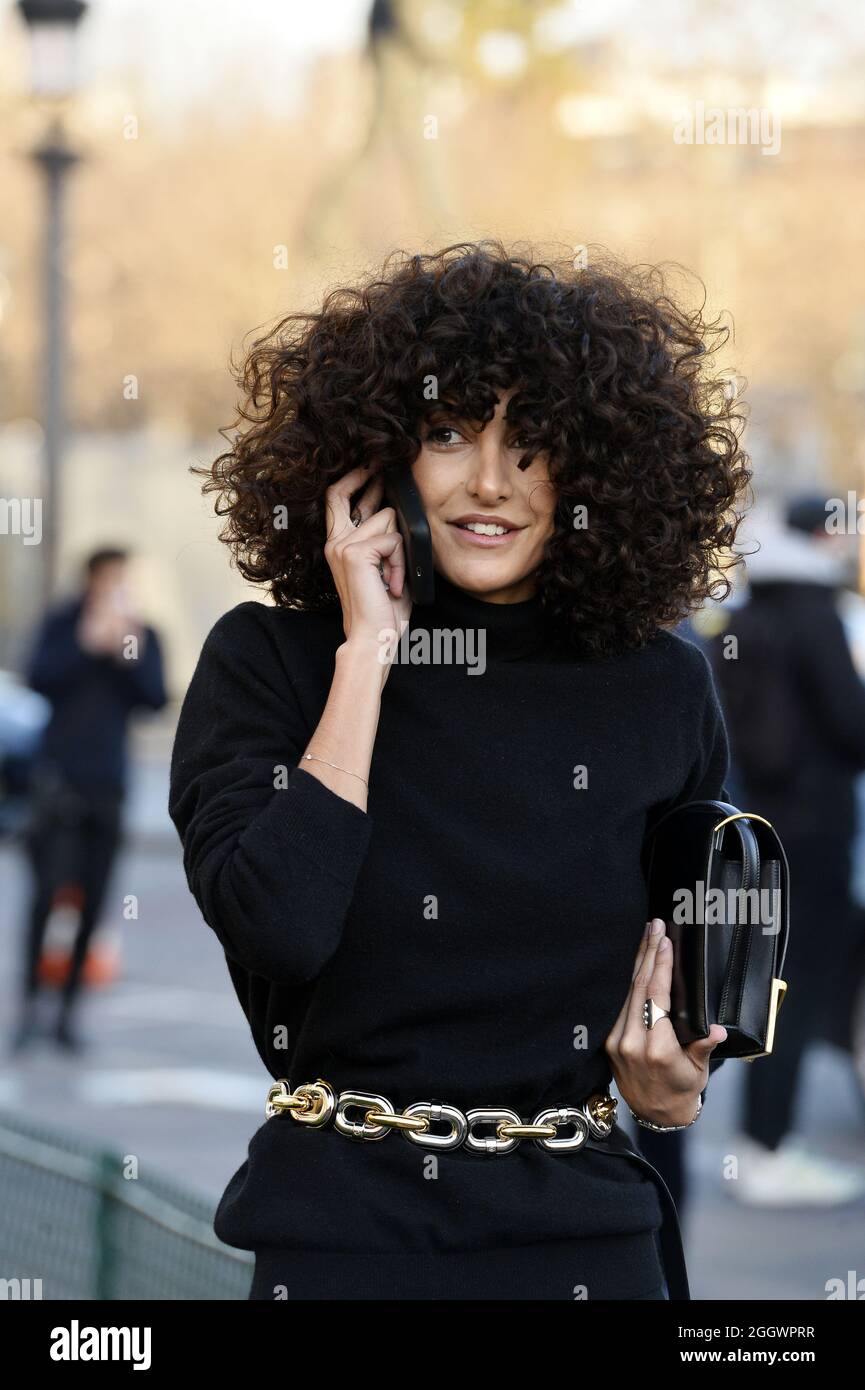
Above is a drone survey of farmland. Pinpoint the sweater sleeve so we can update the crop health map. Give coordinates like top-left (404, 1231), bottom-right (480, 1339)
top-left (660, 640), bottom-right (732, 1092)
top-left (694, 659), bottom-right (731, 1089)
top-left (168, 602), bottom-right (374, 985)
top-left (645, 640), bottom-right (732, 836)
top-left (674, 643), bottom-right (732, 808)
top-left (690, 647), bottom-right (732, 1090)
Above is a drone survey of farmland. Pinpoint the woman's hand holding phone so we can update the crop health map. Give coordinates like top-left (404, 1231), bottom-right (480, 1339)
top-left (297, 462), bottom-right (412, 811)
top-left (324, 463), bottom-right (412, 668)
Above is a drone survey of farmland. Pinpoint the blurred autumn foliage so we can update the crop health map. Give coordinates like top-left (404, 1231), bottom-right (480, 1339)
top-left (1, 0), bottom-right (865, 668)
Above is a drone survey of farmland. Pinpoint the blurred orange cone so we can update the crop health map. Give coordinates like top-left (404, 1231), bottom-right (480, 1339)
top-left (37, 885), bottom-right (121, 988)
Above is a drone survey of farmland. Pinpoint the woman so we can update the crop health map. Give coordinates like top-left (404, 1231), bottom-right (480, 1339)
top-left (169, 240), bottom-right (750, 1301)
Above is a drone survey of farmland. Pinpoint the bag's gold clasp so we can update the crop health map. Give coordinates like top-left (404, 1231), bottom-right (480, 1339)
top-left (741, 978), bottom-right (788, 1062)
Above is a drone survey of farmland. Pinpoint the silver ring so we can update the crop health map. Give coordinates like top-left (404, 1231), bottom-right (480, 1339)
top-left (643, 997), bottom-right (671, 1030)
top-left (350, 510), bottom-right (362, 527)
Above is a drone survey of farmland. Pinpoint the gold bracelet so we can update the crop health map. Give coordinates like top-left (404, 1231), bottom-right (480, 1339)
top-left (301, 752), bottom-right (369, 789)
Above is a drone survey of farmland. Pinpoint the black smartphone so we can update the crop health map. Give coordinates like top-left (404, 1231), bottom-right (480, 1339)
top-left (382, 462), bottom-right (436, 605)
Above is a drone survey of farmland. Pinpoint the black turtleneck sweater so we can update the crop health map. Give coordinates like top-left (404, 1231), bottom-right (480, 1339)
top-left (168, 574), bottom-right (729, 1300)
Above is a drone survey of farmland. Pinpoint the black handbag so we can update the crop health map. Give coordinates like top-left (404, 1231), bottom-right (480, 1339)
top-left (642, 799), bottom-right (790, 1061)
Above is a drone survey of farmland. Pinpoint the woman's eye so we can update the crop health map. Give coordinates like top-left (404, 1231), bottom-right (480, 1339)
top-left (424, 425), bottom-right (535, 452)
top-left (426, 425), bottom-right (463, 446)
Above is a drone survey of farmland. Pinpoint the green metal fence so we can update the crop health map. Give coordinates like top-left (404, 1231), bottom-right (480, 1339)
top-left (0, 1110), bottom-right (253, 1299)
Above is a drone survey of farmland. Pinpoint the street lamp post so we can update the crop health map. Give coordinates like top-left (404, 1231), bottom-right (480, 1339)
top-left (17, 0), bottom-right (88, 607)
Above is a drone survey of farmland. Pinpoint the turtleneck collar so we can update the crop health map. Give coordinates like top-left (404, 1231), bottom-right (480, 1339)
top-left (408, 568), bottom-right (553, 662)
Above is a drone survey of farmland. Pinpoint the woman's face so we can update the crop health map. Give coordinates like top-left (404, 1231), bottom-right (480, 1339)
top-left (411, 389), bottom-right (557, 603)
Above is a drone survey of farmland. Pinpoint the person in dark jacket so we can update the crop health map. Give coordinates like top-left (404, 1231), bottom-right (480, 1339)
top-left (709, 496), bottom-right (865, 1205)
top-left (11, 546), bottom-right (167, 1052)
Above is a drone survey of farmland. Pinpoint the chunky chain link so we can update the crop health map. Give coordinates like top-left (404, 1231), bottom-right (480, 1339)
top-left (265, 1078), bottom-right (618, 1153)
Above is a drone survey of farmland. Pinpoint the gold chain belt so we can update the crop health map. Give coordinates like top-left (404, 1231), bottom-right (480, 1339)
top-left (265, 1078), bottom-right (618, 1154)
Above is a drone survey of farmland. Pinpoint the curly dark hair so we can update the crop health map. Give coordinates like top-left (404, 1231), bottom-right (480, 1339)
top-left (196, 239), bottom-right (752, 658)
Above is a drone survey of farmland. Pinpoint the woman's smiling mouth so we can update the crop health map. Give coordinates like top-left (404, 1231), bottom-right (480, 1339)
top-left (448, 514), bottom-right (526, 547)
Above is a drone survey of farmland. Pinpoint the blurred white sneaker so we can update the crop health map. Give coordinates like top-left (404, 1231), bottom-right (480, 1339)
top-left (725, 1136), bottom-right (865, 1207)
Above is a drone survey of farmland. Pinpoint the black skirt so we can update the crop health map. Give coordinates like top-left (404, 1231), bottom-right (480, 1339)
top-left (248, 1229), bottom-right (668, 1301)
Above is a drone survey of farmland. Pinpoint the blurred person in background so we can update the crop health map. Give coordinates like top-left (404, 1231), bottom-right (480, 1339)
top-left (709, 493), bottom-right (865, 1205)
top-left (9, 546), bottom-right (167, 1053)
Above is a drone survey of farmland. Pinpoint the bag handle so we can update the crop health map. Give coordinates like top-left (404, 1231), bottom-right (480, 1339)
top-left (710, 814), bottom-right (761, 892)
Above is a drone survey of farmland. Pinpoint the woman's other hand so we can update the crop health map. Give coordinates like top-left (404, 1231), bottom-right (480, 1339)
top-left (324, 463), bottom-right (413, 658)
top-left (604, 918), bottom-right (728, 1126)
